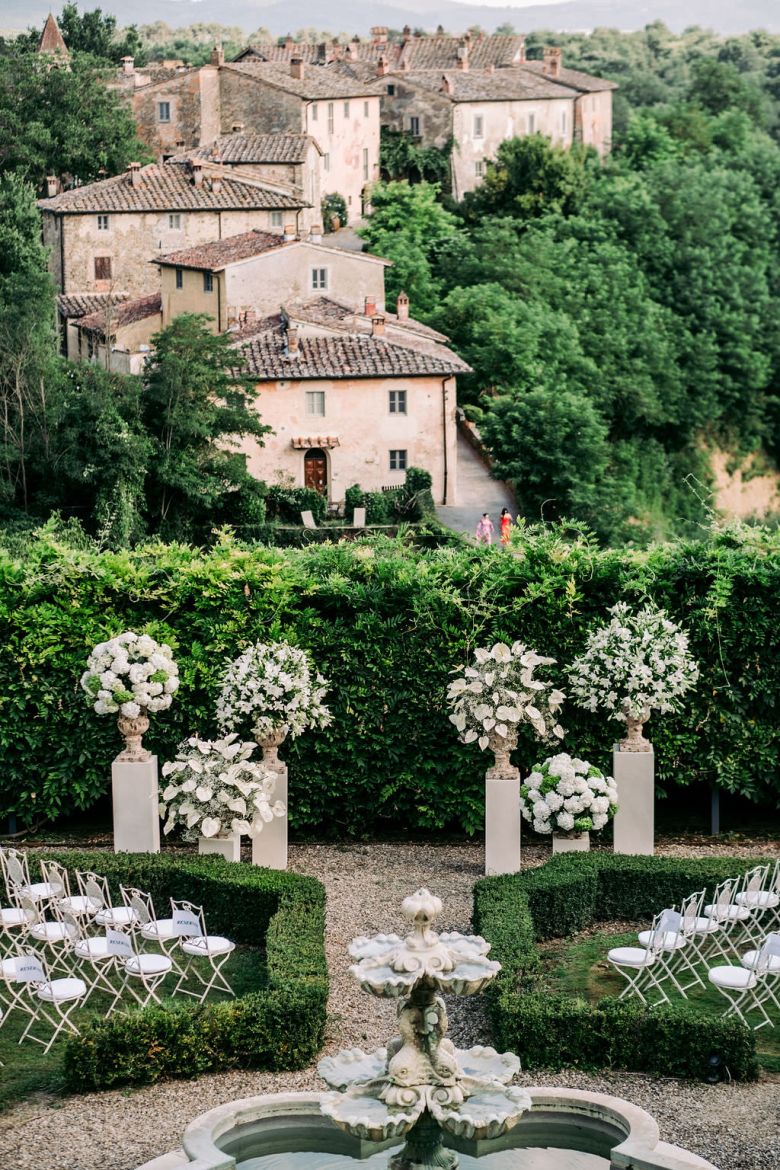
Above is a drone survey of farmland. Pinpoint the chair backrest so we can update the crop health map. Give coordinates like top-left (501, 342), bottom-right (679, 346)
top-left (352, 506), bottom-right (366, 528)
top-left (105, 926), bottom-right (136, 960)
top-left (39, 859), bottom-right (69, 899)
top-left (679, 889), bottom-right (705, 935)
top-left (766, 859), bottom-right (780, 896)
top-left (76, 870), bottom-right (109, 911)
top-left (52, 902), bottom-right (85, 941)
top-left (170, 898), bottom-right (206, 939)
top-left (709, 877), bottom-right (737, 920)
top-left (650, 908), bottom-right (682, 951)
top-left (13, 946), bottom-right (47, 986)
top-left (16, 893), bottom-right (41, 928)
top-left (300, 509), bottom-right (317, 530)
top-left (740, 864), bottom-right (769, 901)
top-left (120, 885), bottom-right (154, 928)
top-left (3, 849), bottom-right (31, 892)
top-left (755, 932), bottom-right (780, 975)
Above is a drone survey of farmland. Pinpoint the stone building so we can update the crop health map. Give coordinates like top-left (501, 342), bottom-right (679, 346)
top-left (68, 293), bottom-right (163, 373)
top-left (38, 160), bottom-right (310, 301)
top-left (234, 29), bottom-right (527, 71)
top-left (37, 12), bottom-right (69, 62)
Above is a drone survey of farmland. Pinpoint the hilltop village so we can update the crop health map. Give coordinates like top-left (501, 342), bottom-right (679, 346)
top-left (36, 15), bottom-right (614, 506)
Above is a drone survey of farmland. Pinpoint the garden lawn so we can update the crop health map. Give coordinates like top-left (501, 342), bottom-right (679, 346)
top-left (0, 943), bottom-right (267, 1110)
top-left (540, 928), bottom-right (780, 1075)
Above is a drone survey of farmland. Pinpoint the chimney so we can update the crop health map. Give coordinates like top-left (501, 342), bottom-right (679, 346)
top-left (371, 314), bottom-right (386, 337)
top-left (346, 39), bottom-right (359, 62)
top-left (371, 26), bottom-right (388, 45)
top-left (291, 56), bottom-right (304, 80)
top-left (191, 162), bottom-right (204, 187)
top-left (45, 175), bottom-right (58, 198)
top-left (128, 161), bottom-right (142, 188)
top-left (284, 36), bottom-right (294, 51)
top-left (396, 291), bottom-right (409, 321)
top-left (210, 174), bottom-right (222, 193)
top-left (210, 44), bottom-right (224, 66)
top-left (364, 295), bottom-right (377, 317)
top-left (517, 35), bottom-right (527, 64)
top-left (121, 55), bottom-right (134, 75)
top-left (456, 41), bottom-right (469, 71)
top-left (376, 56), bottom-right (389, 77)
top-left (543, 46), bottom-right (562, 79)
top-left (231, 122), bottom-right (245, 133)
top-left (441, 74), bottom-right (452, 96)
top-left (283, 223), bottom-right (296, 241)
top-left (308, 223), bottom-right (323, 243)
top-left (287, 325), bottom-right (299, 354)
top-left (402, 25), bottom-right (412, 42)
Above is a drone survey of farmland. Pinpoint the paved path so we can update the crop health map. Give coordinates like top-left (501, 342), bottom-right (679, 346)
top-left (437, 432), bottom-right (516, 540)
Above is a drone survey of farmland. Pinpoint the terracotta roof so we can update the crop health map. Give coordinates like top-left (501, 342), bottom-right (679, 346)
top-left (38, 164), bottom-right (307, 214)
top-left (57, 292), bottom-right (130, 319)
top-left (522, 60), bottom-right (618, 93)
top-left (38, 14), bottom-right (69, 57)
top-left (234, 35), bottom-right (526, 72)
top-left (224, 61), bottom-right (383, 99)
top-left (156, 230), bottom-right (290, 270)
top-left (406, 68), bottom-right (578, 103)
top-left (172, 133), bottom-right (318, 165)
top-left (78, 293), bottom-right (162, 338)
top-left (234, 44), bottom-right (326, 64)
top-left (288, 297), bottom-right (449, 343)
top-left (237, 327), bottom-right (469, 381)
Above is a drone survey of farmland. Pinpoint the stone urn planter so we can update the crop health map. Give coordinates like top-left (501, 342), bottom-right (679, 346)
top-left (116, 711), bottom-right (151, 762)
top-left (552, 831), bottom-right (590, 854)
top-left (252, 725), bottom-right (289, 870)
top-left (484, 730), bottom-right (521, 877)
top-left (198, 833), bottom-right (241, 863)
top-left (619, 708), bottom-right (652, 753)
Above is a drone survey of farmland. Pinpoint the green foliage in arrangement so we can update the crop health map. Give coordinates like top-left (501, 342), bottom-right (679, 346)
top-left (474, 855), bottom-right (761, 1081)
top-left (1, 523), bottom-right (780, 830)
top-left (49, 851), bottom-right (327, 1090)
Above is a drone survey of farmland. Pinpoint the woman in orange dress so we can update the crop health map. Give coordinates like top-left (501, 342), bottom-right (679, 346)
top-left (500, 508), bottom-right (512, 545)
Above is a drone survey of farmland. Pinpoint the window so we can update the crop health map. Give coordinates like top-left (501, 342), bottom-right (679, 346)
top-left (158, 101), bottom-right (171, 123)
top-left (175, 267), bottom-right (183, 289)
top-left (168, 213), bottom-right (182, 230)
top-left (94, 256), bottom-right (112, 281)
top-left (311, 267), bottom-right (328, 290)
top-left (473, 115), bottom-right (484, 139)
top-left (327, 102), bottom-right (334, 134)
top-left (323, 152), bottom-right (330, 172)
top-left (270, 210), bottom-right (283, 227)
top-left (311, 103), bottom-right (318, 121)
top-left (343, 101), bottom-right (350, 117)
top-left (362, 147), bottom-right (369, 181)
top-left (389, 449), bottom-right (407, 471)
top-left (387, 84), bottom-right (395, 96)
top-left (475, 160), bottom-right (485, 178)
top-left (389, 389), bottom-right (407, 414)
top-left (203, 271), bottom-right (213, 292)
top-left (409, 116), bottom-right (420, 137)
top-left (528, 112), bottom-right (536, 134)
top-left (306, 390), bottom-right (325, 416)
top-left (96, 214), bottom-right (109, 231)
top-left (364, 101), bottom-right (369, 116)
top-left (561, 109), bottom-right (568, 136)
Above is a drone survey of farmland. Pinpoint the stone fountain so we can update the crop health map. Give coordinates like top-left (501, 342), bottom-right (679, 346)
top-left (317, 888), bottom-right (530, 1170)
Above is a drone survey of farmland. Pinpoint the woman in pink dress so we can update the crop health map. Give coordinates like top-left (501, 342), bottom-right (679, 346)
top-left (475, 513), bottom-right (494, 544)
top-left (500, 508), bottom-right (512, 545)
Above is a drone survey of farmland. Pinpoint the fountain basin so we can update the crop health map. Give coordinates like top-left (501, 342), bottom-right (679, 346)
top-left (136, 1089), bottom-right (719, 1170)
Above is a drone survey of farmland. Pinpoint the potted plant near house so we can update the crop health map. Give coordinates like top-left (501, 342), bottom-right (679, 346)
top-left (160, 733), bottom-right (285, 861)
top-left (520, 753), bottom-right (618, 852)
top-left (447, 641), bottom-right (565, 875)
top-left (216, 641), bottom-right (331, 868)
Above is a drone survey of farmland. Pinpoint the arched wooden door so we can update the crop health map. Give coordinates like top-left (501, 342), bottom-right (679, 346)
top-left (304, 448), bottom-right (328, 495)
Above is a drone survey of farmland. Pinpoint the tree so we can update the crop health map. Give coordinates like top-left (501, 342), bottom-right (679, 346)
top-left (27, 5), bottom-right (146, 64)
top-left (141, 315), bottom-right (269, 541)
top-left (688, 58), bottom-right (767, 122)
top-left (460, 135), bottom-right (591, 224)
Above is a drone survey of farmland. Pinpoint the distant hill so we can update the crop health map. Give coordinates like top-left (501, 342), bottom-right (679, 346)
top-left (7, 0), bottom-right (780, 38)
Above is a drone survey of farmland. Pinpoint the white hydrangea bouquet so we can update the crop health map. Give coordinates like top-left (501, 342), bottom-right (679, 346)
top-left (520, 753), bottom-right (618, 835)
top-left (81, 631), bottom-right (179, 718)
top-left (447, 641), bottom-right (565, 751)
top-left (567, 602), bottom-right (698, 750)
top-left (217, 640), bottom-right (332, 741)
top-left (160, 733), bottom-right (285, 841)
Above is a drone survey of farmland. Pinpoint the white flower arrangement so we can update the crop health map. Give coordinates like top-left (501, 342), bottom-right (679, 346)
top-left (81, 631), bottom-right (179, 718)
top-left (520, 753), bottom-right (618, 835)
top-left (567, 602), bottom-right (699, 722)
top-left (160, 733), bottom-right (285, 841)
top-left (216, 640), bottom-right (332, 740)
top-left (447, 642), bottom-right (565, 750)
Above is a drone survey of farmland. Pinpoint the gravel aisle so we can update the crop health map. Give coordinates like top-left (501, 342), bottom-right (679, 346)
top-left (0, 841), bottom-right (778, 1170)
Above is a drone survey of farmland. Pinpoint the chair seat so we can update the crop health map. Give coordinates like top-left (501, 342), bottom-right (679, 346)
top-left (60, 895), bottom-right (100, 916)
top-left (689, 916), bottom-right (721, 935)
top-left (37, 977), bottom-right (87, 1003)
top-left (608, 946), bottom-right (654, 968)
top-left (708, 966), bottom-right (757, 990)
top-left (30, 921), bottom-right (77, 943)
top-left (704, 904), bottom-right (751, 922)
top-left (741, 950), bottom-right (780, 973)
top-left (180, 935), bottom-right (235, 958)
top-left (125, 953), bottom-right (172, 977)
top-left (141, 918), bottom-right (177, 942)
top-left (638, 930), bottom-right (686, 950)
top-left (0, 906), bottom-right (34, 927)
top-left (0, 956), bottom-right (21, 978)
top-left (74, 937), bottom-right (112, 961)
top-left (94, 906), bottom-right (136, 928)
top-left (736, 891), bottom-right (780, 909)
top-left (22, 882), bottom-right (60, 902)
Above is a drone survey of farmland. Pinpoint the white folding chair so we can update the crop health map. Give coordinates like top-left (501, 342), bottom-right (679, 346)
top-left (736, 860), bottom-right (780, 940)
top-left (75, 871), bottom-right (136, 930)
top-left (120, 886), bottom-right (184, 975)
top-left (708, 932), bottom-right (780, 1030)
top-left (170, 900), bottom-right (235, 1003)
top-left (608, 910), bottom-right (675, 1007)
top-left (637, 895), bottom-right (705, 997)
top-left (40, 859), bottom-right (100, 923)
top-left (0, 895), bottom-right (36, 958)
top-left (0, 953), bottom-right (39, 1030)
top-left (1, 849), bottom-right (61, 906)
top-left (728, 865), bottom-right (769, 948)
top-left (106, 927), bottom-right (173, 1013)
top-left (67, 909), bottom-right (122, 1005)
top-left (703, 876), bottom-right (752, 959)
top-left (16, 947), bottom-right (88, 1054)
top-left (23, 894), bottom-right (78, 978)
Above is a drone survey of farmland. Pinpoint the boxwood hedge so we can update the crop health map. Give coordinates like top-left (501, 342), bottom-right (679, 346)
top-left (30, 852), bottom-right (329, 1091)
top-left (474, 854), bottom-right (761, 1082)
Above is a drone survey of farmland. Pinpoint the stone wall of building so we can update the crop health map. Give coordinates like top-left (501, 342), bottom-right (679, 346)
top-left (224, 243), bottom-right (387, 316)
top-left (379, 80), bottom-right (453, 148)
top-left (219, 69), bottom-right (304, 136)
top-left (303, 96), bottom-right (381, 223)
top-left (574, 90), bottom-right (613, 156)
top-left (132, 70), bottom-right (207, 157)
top-left (451, 96), bottom-right (574, 198)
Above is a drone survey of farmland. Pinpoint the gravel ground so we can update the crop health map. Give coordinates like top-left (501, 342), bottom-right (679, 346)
top-left (0, 839), bottom-right (778, 1170)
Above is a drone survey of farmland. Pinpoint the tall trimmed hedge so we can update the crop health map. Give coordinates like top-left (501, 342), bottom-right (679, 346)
top-left (39, 851), bottom-right (328, 1090)
top-left (2, 523), bottom-right (780, 830)
top-left (474, 855), bottom-right (761, 1081)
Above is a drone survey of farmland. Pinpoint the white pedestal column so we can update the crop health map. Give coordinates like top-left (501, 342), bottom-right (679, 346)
top-left (612, 746), bottom-right (655, 855)
top-left (552, 832), bottom-right (590, 854)
top-left (198, 835), bottom-right (241, 862)
top-left (111, 755), bottom-right (160, 854)
top-left (485, 776), bottom-right (521, 876)
top-left (252, 765), bottom-right (288, 870)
